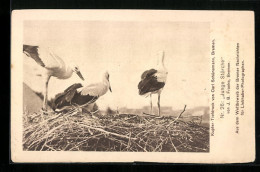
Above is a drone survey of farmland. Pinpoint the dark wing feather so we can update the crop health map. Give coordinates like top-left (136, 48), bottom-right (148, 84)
top-left (63, 83), bottom-right (83, 94)
top-left (138, 75), bottom-right (165, 95)
top-left (52, 83), bottom-right (83, 110)
top-left (141, 69), bottom-right (157, 79)
top-left (23, 44), bottom-right (45, 67)
top-left (71, 92), bottom-right (98, 106)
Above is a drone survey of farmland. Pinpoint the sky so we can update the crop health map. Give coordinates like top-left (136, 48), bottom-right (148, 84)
top-left (23, 20), bottom-right (210, 110)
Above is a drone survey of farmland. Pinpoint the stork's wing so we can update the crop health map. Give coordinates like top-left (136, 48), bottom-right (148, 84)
top-left (23, 45), bottom-right (45, 67)
top-left (138, 74), bottom-right (165, 95)
top-left (141, 69), bottom-right (157, 79)
top-left (80, 83), bottom-right (106, 97)
top-left (63, 83), bottom-right (83, 93)
top-left (52, 83), bottom-right (83, 109)
top-left (71, 93), bottom-right (98, 106)
top-left (42, 47), bottom-right (65, 69)
top-left (24, 44), bottom-right (65, 69)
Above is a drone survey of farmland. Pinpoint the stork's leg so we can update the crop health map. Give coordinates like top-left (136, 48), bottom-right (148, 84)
top-left (157, 93), bottom-right (161, 116)
top-left (150, 94), bottom-right (153, 114)
top-left (42, 75), bottom-right (51, 112)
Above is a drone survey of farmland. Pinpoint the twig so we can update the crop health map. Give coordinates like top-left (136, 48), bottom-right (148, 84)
top-left (168, 136), bottom-right (178, 152)
top-left (27, 124), bottom-right (65, 148)
top-left (44, 144), bottom-right (56, 151)
top-left (133, 140), bottom-right (148, 152)
top-left (68, 133), bottom-right (104, 151)
top-left (141, 113), bottom-right (163, 119)
top-left (153, 138), bottom-right (165, 152)
top-left (24, 113), bottom-right (64, 131)
top-left (126, 130), bottom-right (132, 150)
top-left (166, 105), bottom-right (187, 128)
top-left (77, 123), bottom-right (137, 140)
top-left (40, 137), bottom-right (48, 151)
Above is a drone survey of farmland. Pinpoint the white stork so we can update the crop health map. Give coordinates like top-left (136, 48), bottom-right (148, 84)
top-left (138, 51), bottom-right (168, 116)
top-left (23, 44), bottom-right (85, 111)
top-left (52, 71), bottom-right (112, 111)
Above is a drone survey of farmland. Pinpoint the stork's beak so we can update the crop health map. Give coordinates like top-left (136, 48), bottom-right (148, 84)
top-left (76, 71), bottom-right (85, 81)
top-left (109, 85), bottom-right (112, 92)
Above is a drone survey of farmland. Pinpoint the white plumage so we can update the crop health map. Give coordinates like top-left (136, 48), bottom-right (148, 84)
top-left (79, 79), bottom-right (111, 97)
top-left (23, 44), bottom-right (85, 111)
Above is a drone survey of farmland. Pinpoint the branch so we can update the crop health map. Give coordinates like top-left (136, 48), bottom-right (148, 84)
top-left (142, 112), bottom-right (158, 117)
top-left (174, 105), bottom-right (187, 122)
top-left (141, 113), bottom-right (164, 119)
top-left (78, 123), bottom-right (137, 140)
top-left (166, 105), bottom-right (187, 128)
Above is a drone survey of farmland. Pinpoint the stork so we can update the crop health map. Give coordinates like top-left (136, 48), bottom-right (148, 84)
top-left (23, 44), bottom-right (85, 111)
top-left (138, 51), bottom-right (168, 116)
top-left (52, 71), bottom-right (112, 112)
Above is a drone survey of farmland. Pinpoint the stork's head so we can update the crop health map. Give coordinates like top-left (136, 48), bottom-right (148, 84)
top-left (103, 71), bottom-right (112, 92)
top-left (70, 63), bottom-right (85, 81)
top-left (103, 71), bottom-right (109, 79)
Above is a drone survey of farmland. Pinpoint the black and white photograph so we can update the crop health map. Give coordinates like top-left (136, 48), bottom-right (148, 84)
top-left (11, 10), bottom-right (254, 163)
top-left (22, 20), bottom-right (210, 152)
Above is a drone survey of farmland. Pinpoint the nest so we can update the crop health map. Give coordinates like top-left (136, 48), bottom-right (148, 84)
top-left (23, 107), bottom-right (209, 152)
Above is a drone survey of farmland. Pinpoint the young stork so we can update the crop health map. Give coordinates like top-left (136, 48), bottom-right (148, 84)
top-left (52, 71), bottom-right (112, 112)
top-left (23, 44), bottom-right (85, 111)
top-left (138, 51), bottom-right (168, 116)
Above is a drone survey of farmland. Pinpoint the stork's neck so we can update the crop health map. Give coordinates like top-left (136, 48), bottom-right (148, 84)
top-left (66, 65), bottom-right (73, 74)
top-left (101, 76), bottom-right (110, 94)
top-left (57, 65), bottom-right (72, 79)
top-left (157, 53), bottom-right (166, 71)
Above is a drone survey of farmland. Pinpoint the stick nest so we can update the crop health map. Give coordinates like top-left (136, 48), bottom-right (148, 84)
top-left (23, 108), bottom-right (209, 152)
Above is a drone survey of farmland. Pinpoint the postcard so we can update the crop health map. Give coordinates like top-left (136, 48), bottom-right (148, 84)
top-left (11, 10), bottom-right (255, 163)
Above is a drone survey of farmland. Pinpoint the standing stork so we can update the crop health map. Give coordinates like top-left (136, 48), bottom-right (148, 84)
top-left (23, 44), bottom-right (85, 111)
top-left (138, 51), bottom-right (168, 116)
top-left (52, 71), bottom-right (112, 112)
